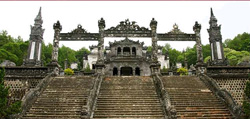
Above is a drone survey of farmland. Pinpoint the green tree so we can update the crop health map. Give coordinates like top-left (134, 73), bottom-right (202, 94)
top-left (185, 46), bottom-right (197, 67)
top-left (224, 48), bottom-right (250, 66)
top-left (147, 46), bottom-right (152, 52)
top-left (243, 81), bottom-right (250, 117)
top-left (42, 43), bottom-right (53, 66)
top-left (161, 66), bottom-right (168, 72)
top-left (84, 63), bottom-right (91, 72)
top-left (0, 49), bottom-right (18, 63)
top-left (75, 47), bottom-right (90, 70)
top-left (168, 49), bottom-right (182, 67)
top-left (0, 67), bottom-right (21, 118)
top-left (226, 32), bottom-right (250, 51)
top-left (204, 56), bottom-right (211, 63)
top-left (58, 45), bottom-right (77, 69)
top-left (0, 31), bottom-right (14, 47)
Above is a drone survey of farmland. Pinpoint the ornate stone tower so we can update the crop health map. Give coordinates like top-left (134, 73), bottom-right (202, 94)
top-left (207, 8), bottom-right (227, 66)
top-left (23, 7), bottom-right (45, 66)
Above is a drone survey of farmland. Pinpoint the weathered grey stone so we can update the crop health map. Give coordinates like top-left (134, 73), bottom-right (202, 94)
top-left (23, 7), bottom-right (45, 67)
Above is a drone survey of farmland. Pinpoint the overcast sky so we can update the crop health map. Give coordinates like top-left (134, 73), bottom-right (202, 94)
top-left (0, 1), bottom-right (249, 51)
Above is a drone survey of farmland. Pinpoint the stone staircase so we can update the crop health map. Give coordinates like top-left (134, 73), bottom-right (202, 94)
top-left (93, 76), bottom-right (165, 119)
top-left (22, 76), bottom-right (94, 119)
top-left (161, 76), bottom-right (233, 119)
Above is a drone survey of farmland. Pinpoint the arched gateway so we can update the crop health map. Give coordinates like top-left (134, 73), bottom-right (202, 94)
top-left (49, 18), bottom-right (206, 75)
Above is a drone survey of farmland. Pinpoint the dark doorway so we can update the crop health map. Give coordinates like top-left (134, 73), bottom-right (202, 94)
top-left (135, 67), bottom-right (140, 76)
top-left (123, 47), bottom-right (130, 55)
top-left (113, 67), bottom-right (118, 76)
top-left (117, 47), bottom-right (121, 55)
top-left (92, 64), bottom-right (95, 69)
top-left (120, 67), bottom-right (132, 76)
top-left (132, 47), bottom-right (136, 55)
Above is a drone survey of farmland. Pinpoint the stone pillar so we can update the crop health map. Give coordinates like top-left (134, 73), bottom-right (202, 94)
top-left (118, 69), bottom-right (121, 76)
top-left (23, 7), bottom-right (45, 67)
top-left (130, 47), bottom-right (132, 56)
top-left (150, 18), bottom-right (158, 62)
top-left (150, 18), bottom-right (160, 76)
top-left (207, 8), bottom-right (227, 66)
top-left (193, 21), bottom-right (206, 74)
top-left (193, 21), bottom-right (203, 64)
top-left (52, 21), bottom-right (62, 63)
top-left (133, 68), bottom-right (135, 76)
top-left (121, 47), bottom-right (123, 56)
top-left (97, 18), bottom-right (105, 63)
top-left (96, 18), bottom-right (106, 75)
top-left (47, 21), bottom-right (62, 76)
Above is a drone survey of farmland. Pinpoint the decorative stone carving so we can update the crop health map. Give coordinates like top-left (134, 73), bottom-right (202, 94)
top-left (70, 25), bottom-right (88, 34)
top-left (23, 7), bottom-right (45, 67)
top-left (207, 8), bottom-right (227, 66)
top-left (150, 18), bottom-right (158, 62)
top-left (107, 19), bottom-right (149, 31)
top-left (52, 21), bottom-right (62, 63)
top-left (167, 23), bottom-right (185, 34)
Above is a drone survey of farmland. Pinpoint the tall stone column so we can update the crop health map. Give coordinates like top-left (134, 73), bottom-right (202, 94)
top-left (48, 21), bottom-right (61, 76)
top-left (193, 21), bottom-right (206, 74)
top-left (97, 18), bottom-right (105, 63)
top-left (150, 18), bottom-right (160, 76)
top-left (193, 21), bottom-right (203, 64)
top-left (52, 21), bottom-right (62, 63)
top-left (207, 8), bottom-right (227, 66)
top-left (23, 7), bottom-right (45, 67)
top-left (96, 18), bottom-right (106, 75)
top-left (150, 18), bottom-right (158, 62)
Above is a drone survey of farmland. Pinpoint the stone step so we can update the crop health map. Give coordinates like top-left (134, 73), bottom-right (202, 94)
top-left (22, 76), bottom-right (94, 119)
top-left (93, 115), bottom-right (165, 118)
top-left (161, 76), bottom-right (233, 118)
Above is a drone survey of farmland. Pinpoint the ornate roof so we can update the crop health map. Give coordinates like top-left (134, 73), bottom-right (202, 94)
top-left (109, 37), bottom-right (144, 47)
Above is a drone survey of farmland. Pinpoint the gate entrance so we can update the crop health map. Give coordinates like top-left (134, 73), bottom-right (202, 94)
top-left (121, 67), bottom-right (133, 76)
top-left (50, 18), bottom-right (205, 75)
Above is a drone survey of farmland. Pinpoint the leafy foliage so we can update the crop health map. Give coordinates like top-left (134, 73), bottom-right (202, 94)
top-left (245, 81), bottom-right (250, 99)
top-left (177, 67), bottom-right (188, 76)
top-left (84, 63), bottom-right (91, 72)
top-left (243, 80), bottom-right (250, 116)
top-left (161, 66), bottom-right (168, 72)
top-left (75, 47), bottom-right (90, 70)
top-left (42, 43), bottom-right (53, 66)
top-left (0, 67), bottom-right (21, 118)
top-left (224, 48), bottom-right (250, 66)
top-left (58, 45), bottom-right (77, 69)
top-left (224, 32), bottom-right (250, 51)
top-left (0, 49), bottom-right (18, 63)
top-left (64, 68), bottom-right (74, 75)
top-left (0, 31), bottom-right (29, 65)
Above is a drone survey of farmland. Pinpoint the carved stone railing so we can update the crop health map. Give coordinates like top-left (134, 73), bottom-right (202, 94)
top-left (152, 74), bottom-right (177, 119)
top-left (207, 66), bottom-right (250, 78)
top-left (4, 66), bottom-right (48, 78)
top-left (199, 74), bottom-right (244, 119)
top-left (11, 73), bottom-right (52, 118)
top-left (83, 74), bottom-right (103, 119)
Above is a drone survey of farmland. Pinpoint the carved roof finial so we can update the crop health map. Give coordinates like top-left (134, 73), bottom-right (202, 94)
top-left (34, 7), bottom-right (43, 25)
top-left (211, 8), bottom-right (214, 17)
top-left (173, 23), bottom-right (178, 29)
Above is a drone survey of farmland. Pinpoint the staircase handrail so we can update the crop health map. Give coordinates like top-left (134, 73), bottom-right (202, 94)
top-left (84, 74), bottom-right (103, 119)
top-left (199, 73), bottom-right (243, 119)
top-left (153, 75), bottom-right (177, 119)
top-left (13, 73), bottom-right (53, 119)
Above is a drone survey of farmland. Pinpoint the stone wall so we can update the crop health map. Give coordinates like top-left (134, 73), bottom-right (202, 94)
top-left (2, 66), bottom-right (48, 102)
top-left (207, 66), bottom-right (250, 105)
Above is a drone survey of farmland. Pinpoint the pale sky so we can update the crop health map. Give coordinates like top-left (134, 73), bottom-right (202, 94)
top-left (0, 1), bottom-right (249, 51)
